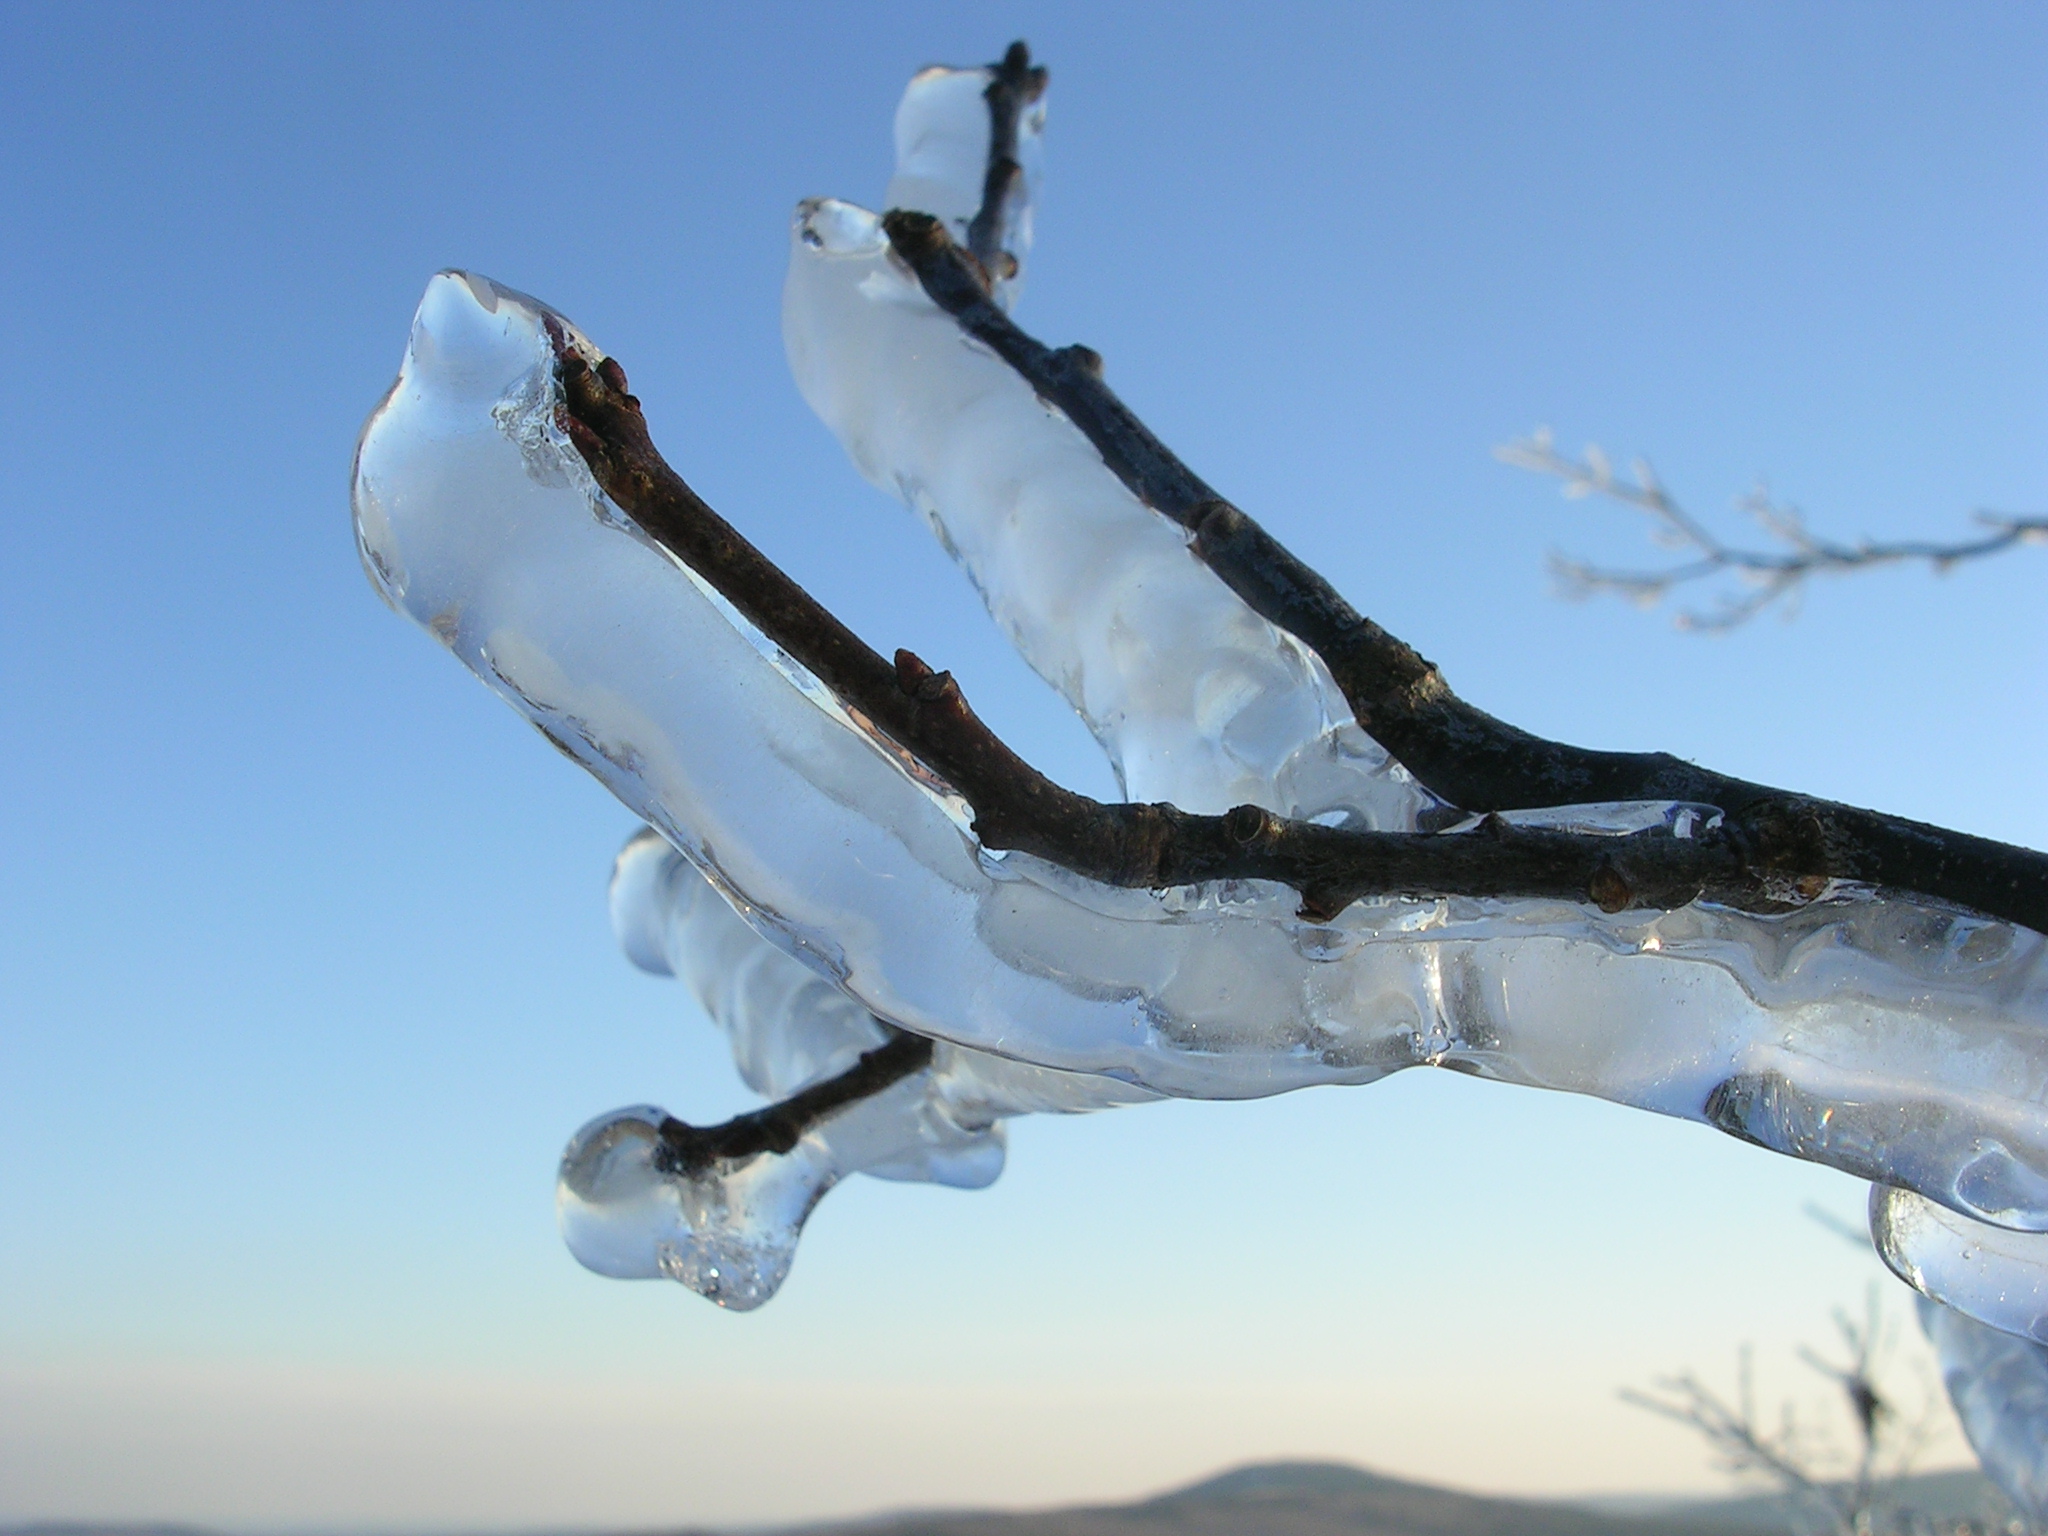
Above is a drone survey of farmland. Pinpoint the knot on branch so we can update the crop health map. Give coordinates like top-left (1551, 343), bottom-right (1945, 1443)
top-left (548, 322), bottom-right (662, 512)
top-left (989, 40), bottom-right (1048, 105)
top-left (885, 207), bottom-right (997, 294)
top-left (1224, 803), bottom-right (1283, 849)
top-left (1588, 861), bottom-right (1635, 914)
top-left (1190, 497), bottom-right (1246, 549)
top-left (1052, 343), bottom-right (1103, 380)
top-left (1726, 796), bottom-right (1847, 895)
top-left (881, 207), bottom-right (945, 253)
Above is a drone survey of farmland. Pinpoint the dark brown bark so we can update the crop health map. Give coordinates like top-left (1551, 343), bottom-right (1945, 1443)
top-left (964, 41), bottom-right (1047, 280)
top-left (655, 1029), bottom-right (935, 1174)
top-left (878, 209), bottom-right (2048, 936)
top-left (551, 322), bottom-right (1838, 928)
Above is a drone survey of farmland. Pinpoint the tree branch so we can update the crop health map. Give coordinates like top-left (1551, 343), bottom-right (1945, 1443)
top-left (547, 324), bottom-right (1814, 926)
top-left (1498, 429), bottom-right (2048, 631)
top-left (875, 210), bottom-right (2048, 936)
top-left (964, 41), bottom-right (1046, 281)
top-left (654, 1028), bottom-right (934, 1175)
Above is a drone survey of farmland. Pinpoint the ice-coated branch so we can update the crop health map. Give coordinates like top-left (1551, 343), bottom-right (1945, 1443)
top-left (964, 41), bottom-right (1047, 280)
top-left (551, 328), bottom-right (1780, 923)
top-left (877, 210), bottom-right (2048, 937)
top-left (1498, 428), bottom-right (2048, 631)
top-left (355, 47), bottom-right (2048, 1339)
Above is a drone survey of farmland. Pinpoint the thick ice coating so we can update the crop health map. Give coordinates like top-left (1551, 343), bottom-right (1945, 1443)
top-left (883, 62), bottom-right (1042, 308)
top-left (1920, 1297), bottom-right (2048, 1521)
top-left (787, 197), bottom-right (1430, 828)
top-left (585, 830), bottom-right (1149, 1304)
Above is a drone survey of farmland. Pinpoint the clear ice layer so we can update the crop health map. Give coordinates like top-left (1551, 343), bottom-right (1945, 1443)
top-left (786, 196), bottom-right (1430, 828)
top-left (1921, 1296), bottom-right (2048, 1521)
top-left (1875, 1183), bottom-right (2048, 1343)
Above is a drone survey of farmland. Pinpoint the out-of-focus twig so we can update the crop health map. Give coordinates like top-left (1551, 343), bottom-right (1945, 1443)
top-left (1498, 428), bottom-right (2048, 631)
top-left (1626, 1288), bottom-right (1948, 1536)
top-left (1623, 1352), bottom-right (1838, 1520)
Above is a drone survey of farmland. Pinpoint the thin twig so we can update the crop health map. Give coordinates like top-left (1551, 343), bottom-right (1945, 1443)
top-left (1499, 429), bottom-right (2048, 631)
top-left (655, 1029), bottom-right (934, 1174)
top-left (964, 41), bottom-right (1046, 282)
top-left (876, 211), bottom-right (2048, 934)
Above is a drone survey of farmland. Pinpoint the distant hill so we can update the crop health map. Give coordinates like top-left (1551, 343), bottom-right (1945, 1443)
top-left (1, 1461), bottom-right (2018, 1536)
top-left (773, 1459), bottom-right (1779, 1536)
top-left (773, 1460), bottom-right (2018, 1536)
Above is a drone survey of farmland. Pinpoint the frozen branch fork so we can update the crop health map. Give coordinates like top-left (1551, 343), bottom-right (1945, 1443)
top-left (351, 43), bottom-right (2048, 1502)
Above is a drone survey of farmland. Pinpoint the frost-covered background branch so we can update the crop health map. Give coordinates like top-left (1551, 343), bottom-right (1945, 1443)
top-left (1624, 1289), bottom-right (1958, 1536)
top-left (350, 39), bottom-right (2048, 1523)
top-left (1499, 429), bottom-right (2048, 630)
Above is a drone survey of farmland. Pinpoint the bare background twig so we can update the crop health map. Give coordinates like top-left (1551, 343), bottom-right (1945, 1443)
top-left (1625, 1288), bottom-right (1954, 1536)
top-left (1499, 429), bottom-right (2048, 631)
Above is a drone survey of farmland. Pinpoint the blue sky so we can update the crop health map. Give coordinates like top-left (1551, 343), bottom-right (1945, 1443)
top-left (2, 2), bottom-right (2044, 1528)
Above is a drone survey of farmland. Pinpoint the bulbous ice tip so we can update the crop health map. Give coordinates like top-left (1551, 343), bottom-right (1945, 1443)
top-left (352, 268), bottom-right (605, 616)
top-left (556, 1106), bottom-right (675, 1280)
top-left (1873, 1183), bottom-right (2048, 1344)
top-left (556, 1105), bottom-right (819, 1312)
top-left (792, 197), bottom-right (887, 258)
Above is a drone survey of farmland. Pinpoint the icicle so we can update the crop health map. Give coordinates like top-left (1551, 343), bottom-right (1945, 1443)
top-left (1920, 1297), bottom-right (2048, 1522)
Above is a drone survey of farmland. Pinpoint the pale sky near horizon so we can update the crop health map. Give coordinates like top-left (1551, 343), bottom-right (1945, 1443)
top-left (3, 2), bottom-right (2046, 1529)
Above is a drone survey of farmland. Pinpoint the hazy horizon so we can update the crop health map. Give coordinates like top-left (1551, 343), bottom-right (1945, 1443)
top-left (0, 1458), bottom-right (2001, 1536)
